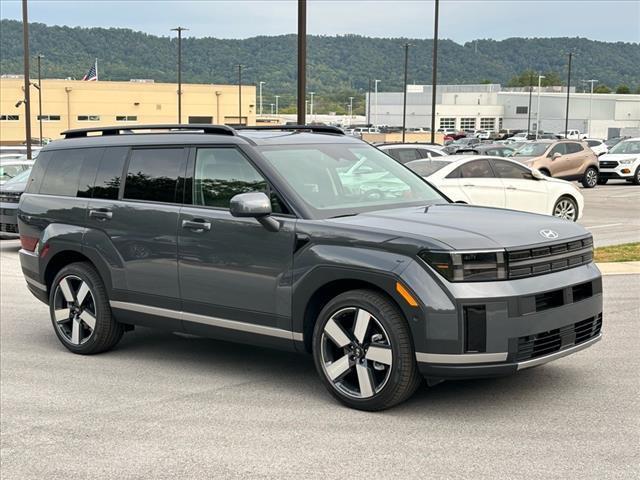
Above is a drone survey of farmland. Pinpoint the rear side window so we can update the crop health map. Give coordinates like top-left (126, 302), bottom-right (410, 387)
top-left (391, 148), bottom-right (420, 164)
top-left (492, 160), bottom-right (534, 180)
top-left (549, 143), bottom-right (568, 156)
top-left (92, 147), bottom-right (128, 199)
top-left (39, 149), bottom-right (85, 196)
top-left (123, 148), bottom-right (186, 203)
top-left (565, 142), bottom-right (584, 154)
top-left (459, 160), bottom-right (494, 178)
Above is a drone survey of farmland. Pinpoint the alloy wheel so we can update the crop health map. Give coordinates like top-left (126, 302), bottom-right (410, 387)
top-left (553, 199), bottom-right (577, 221)
top-left (52, 275), bottom-right (97, 345)
top-left (585, 169), bottom-right (598, 187)
top-left (320, 307), bottom-right (393, 399)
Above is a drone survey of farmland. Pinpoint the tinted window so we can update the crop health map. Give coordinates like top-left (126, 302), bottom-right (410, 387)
top-left (40, 149), bottom-right (85, 196)
top-left (459, 160), bottom-right (494, 178)
top-left (76, 148), bottom-right (104, 198)
top-left (586, 140), bottom-right (600, 147)
top-left (25, 150), bottom-right (51, 194)
top-left (549, 143), bottom-right (568, 156)
top-left (123, 148), bottom-right (185, 203)
top-left (406, 159), bottom-right (450, 177)
top-left (492, 160), bottom-right (533, 180)
top-left (193, 148), bottom-right (267, 208)
top-left (91, 147), bottom-right (128, 199)
top-left (565, 142), bottom-right (583, 154)
top-left (393, 148), bottom-right (420, 164)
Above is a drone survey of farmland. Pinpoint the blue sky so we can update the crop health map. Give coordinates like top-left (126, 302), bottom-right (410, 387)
top-left (1, 0), bottom-right (639, 43)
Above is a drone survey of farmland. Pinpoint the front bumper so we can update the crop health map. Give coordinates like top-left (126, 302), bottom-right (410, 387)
top-left (599, 169), bottom-right (633, 179)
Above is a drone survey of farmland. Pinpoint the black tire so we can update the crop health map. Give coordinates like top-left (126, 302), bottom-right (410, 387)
top-left (49, 262), bottom-right (123, 354)
top-left (581, 167), bottom-right (598, 188)
top-left (312, 289), bottom-right (422, 411)
top-left (597, 178), bottom-right (608, 185)
top-left (633, 166), bottom-right (640, 186)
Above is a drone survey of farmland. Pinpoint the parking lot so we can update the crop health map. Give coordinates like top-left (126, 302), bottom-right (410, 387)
top-left (1, 226), bottom-right (639, 478)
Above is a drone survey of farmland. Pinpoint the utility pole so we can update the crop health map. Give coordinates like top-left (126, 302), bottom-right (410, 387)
top-left (536, 75), bottom-right (545, 139)
top-left (21, 0), bottom-right (32, 159)
top-left (297, 0), bottom-right (307, 125)
top-left (367, 78), bottom-right (372, 126)
top-left (583, 79), bottom-right (597, 135)
top-left (171, 26), bottom-right (188, 124)
top-left (36, 54), bottom-right (43, 145)
top-left (270, 103), bottom-right (275, 115)
top-left (402, 43), bottom-right (411, 142)
top-left (236, 64), bottom-right (243, 125)
top-left (564, 52), bottom-right (573, 138)
top-left (430, 0), bottom-right (440, 144)
top-left (275, 95), bottom-right (280, 116)
top-left (526, 72), bottom-right (533, 137)
top-left (259, 81), bottom-right (266, 116)
top-left (374, 79), bottom-right (380, 127)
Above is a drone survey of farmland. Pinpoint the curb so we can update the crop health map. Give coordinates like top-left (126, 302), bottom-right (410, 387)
top-left (596, 261), bottom-right (640, 275)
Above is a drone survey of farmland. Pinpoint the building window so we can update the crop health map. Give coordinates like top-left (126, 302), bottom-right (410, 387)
top-left (116, 116), bottom-right (137, 122)
top-left (460, 118), bottom-right (476, 130)
top-left (480, 117), bottom-right (495, 130)
top-left (37, 115), bottom-right (61, 121)
top-left (77, 115), bottom-right (101, 121)
top-left (0, 115), bottom-right (20, 121)
top-left (189, 116), bottom-right (213, 124)
top-left (439, 118), bottom-right (455, 129)
top-left (515, 106), bottom-right (528, 114)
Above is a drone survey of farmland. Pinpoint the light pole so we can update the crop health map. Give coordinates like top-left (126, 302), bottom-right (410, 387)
top-left (536, 75), bottom-right (545, 139)
top-left (270, 103), bottom-right (275, 116)
top-left (21, 0), bottom-right (32, 159)
top-left (526, 72), bottom-right (533, 137)
top-left (367, 79), bottom-right (371, 126)
top-left (297, 0), bottom-right (307, 125)
top-left (583, 79), bottom-right (597, 135)
top-left (309, 91), bottom-right (315, 119)
top-left (374, 79), bottom-right (381, 127)
top-left (564, 52), bottom-right (574, 138)
top-left (349, 96), bottom-right (354, 122)
top-left (236, 64), bottom-right (244, 125)
top-left (171, 26), bottom-right (188, 124)
top-left (402, 42), bottom-right (412, 142)
top-left (36, 54), bottom-right (44, 145)
top-left (259, 81), bottom-right (266, 116)
top-left (275, 95), bottom-right (280, 116)
top-left (430, 0), bottom-right (440, 144)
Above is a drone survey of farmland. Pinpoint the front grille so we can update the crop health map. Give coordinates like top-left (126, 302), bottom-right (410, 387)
top-left (599, 160), bottom-right (618, 169)
top-left (0, 193), bottom-right (21, 203)
top-left (516, 313), bottom-right (602, 362)
top-left (0, 223), bottom-right (18, 233)
top-left (507, 237), bottom-right (593, 279)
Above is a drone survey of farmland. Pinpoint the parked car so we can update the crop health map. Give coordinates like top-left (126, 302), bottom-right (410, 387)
top-left (18, 124), bottom-right (602, 411)
top-left (377, 143), bottom-right (446, 164)
top-left (442, 137), bottom-right (481, 154)
top-left (509, 132), bottom-right (529, 142)
top-left (556, 129), bottom-right (588, 140)
top-left (454, 144), bottom-right (516, 157)
top-left (604, 136), bottom-right (630, 149)
top-left (0, 158), bottom-right (34, 185)
top-left (512, 140), bottom-right (600, 188)
top-left (597, 137), bottom-right (640, 185)
top-left (0, 168), bottom-right (31, 237)
top-left (474, 130), bottom-right (491, 140)
top-left (409, 155), bottom-right (584, 221)
top-left (585, 138), bottom-right (608, 157)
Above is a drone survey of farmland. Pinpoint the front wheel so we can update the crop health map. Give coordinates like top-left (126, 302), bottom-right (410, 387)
top-left (633, 166), bottom-right (640, 185)
top-left (312, 289), bottom-right (422, 411)
top-left (553, 196), bottom-right (578, 222)
top-left (581, 167), bottom-right (598, 188)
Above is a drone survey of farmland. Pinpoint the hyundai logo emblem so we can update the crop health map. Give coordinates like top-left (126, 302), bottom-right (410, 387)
top-left (539, 229), bottom-right (559, 239)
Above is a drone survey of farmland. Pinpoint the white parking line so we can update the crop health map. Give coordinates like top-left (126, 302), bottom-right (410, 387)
top-left (583, 223), bottom-right (624, 229)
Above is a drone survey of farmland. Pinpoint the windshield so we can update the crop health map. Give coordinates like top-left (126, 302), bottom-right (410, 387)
top-left (0, 164), bottom-right (26, 182)
top-left (405, 159), bottom-right (451, 177)
top-left (608, 140), bottom-right (640, 155)
top-left (3, 168), bottom-right (31, 185)
top-left (513, 142), bottom-right (550, 157)
top-left (259, 143), bottom-right (447, 218)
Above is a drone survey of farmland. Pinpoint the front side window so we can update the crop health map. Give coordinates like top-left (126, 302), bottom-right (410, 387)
top-left (259, 143), bottom-right (446, 218)
top-left (123, 148), bottom-right (185, 203)
top-left (193, 148), bottom-right (267, 208)
top-left (491, 160), bottom-right (533, 180)
top-left (459, 160), bottom-right (494, 178)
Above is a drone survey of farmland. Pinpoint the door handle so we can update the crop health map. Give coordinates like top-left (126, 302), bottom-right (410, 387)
top-left (506, 186), bottom-right (517, 190)
top-left (182, 218), bottom-right (211, 232)
top-left (89, 208), bottom-right (112, 220)
top-left (462, 184), bottom-right (475, 187)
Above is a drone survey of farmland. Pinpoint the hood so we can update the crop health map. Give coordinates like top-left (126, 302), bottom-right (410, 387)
top-left (600, 153), bottom-right (639, 162)
top-left (328, 204), bottom-right (589, 250)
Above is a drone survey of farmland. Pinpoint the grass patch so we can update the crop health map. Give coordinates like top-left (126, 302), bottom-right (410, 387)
top-left (594, 243), bottom-right (640, 263)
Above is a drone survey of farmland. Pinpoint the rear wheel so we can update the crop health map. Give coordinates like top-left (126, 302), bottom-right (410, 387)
top-left (553, 196), bottom-right (578, 222)
top-left (581, 167), bottom-right (598, 188)
top-left (312, 289), bottom-right (422, 411)
top-left (633, 166), bottom-right (640, 185)
top-left (49, 262), bottom-right (123, 354)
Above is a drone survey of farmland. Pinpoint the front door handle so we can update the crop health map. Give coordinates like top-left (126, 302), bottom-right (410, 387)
top-left (182, 218), bottom-right (211, 232)
top-left (89, 208), bottom-right (112, 221)
top-left (506, 186), bottom-right (517, 190)
top-left (462, 184), bottom-right (475, 187)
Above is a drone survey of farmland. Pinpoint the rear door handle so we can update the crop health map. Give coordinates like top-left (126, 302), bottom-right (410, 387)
top-left (463, 184), bottom-right (475, 187)
top-left (506, 186), bottom-right (517, 190)
top-left (182, 218), bottom-right (211, 232)
top-left (89, 208), bottom-right (112, 220)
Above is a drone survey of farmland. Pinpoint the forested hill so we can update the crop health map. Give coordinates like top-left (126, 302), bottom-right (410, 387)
top-left (1, 19), bottom-right (638, 112)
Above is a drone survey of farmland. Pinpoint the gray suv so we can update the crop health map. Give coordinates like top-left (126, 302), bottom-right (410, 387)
top-left (18, 125), bottom-right (602, 411)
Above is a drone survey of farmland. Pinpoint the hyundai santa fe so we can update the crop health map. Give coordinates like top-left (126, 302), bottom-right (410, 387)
top-left (17, 125), bottom-right (602, 411)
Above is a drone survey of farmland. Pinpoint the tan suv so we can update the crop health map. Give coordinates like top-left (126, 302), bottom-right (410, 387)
top-left (512, 140), bottom-right (599, 188)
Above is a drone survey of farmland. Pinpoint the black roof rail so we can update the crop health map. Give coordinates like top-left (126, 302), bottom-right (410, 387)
top-left (61, 124), bottom-right (237, 139)
top-left (236, 125), bottom-right (344, 135)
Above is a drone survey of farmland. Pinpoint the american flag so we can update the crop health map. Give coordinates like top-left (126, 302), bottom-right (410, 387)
top-left (82, 60), bottom-right (98, 81)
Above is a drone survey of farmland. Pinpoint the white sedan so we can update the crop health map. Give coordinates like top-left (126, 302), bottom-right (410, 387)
top-left (406, 155), bottom-right (584, 221)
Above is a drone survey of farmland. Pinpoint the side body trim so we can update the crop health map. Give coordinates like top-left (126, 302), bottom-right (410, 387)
top-left (109, 301), bottom-right (303, 342)
top-left (415, 352), bottom-right (508, 364)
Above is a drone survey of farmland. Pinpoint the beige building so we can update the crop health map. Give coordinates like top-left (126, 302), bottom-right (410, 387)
top-left (0, 78), bottom-right (256, 144)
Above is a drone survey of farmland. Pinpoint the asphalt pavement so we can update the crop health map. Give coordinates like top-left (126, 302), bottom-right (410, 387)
top-left (1, 238), bottom-right (638, 479)
top-left (578, 182), bottom-right (640, 247)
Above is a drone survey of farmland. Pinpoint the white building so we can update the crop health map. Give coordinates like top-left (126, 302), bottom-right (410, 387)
top-left (366, 84), bottom-right (640, 139)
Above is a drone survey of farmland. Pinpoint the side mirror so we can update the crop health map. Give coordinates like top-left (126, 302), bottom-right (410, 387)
top-left (229, 192), bottom-right (280, 232)
top-left (531, 169), bottom-right (546, 180)
top-left (552, 152), bottom-right (562, 160)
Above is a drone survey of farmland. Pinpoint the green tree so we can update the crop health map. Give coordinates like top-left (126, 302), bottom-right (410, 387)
top-left (615, 84), bottom-right (631, 94)
top-left (594, 85), bottom-right (612, 94)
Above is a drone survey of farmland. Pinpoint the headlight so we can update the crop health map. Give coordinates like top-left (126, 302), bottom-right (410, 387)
top-left (419, 250), bottom-right (507, 282)
top-left (618, 158), bottom-right (636, 165)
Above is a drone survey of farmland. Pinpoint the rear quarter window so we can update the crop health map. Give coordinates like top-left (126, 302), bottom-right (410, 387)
top-left (25, 150), bottom-right (52, 194)
top-left (39, 149), bottom-right (85, 196)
